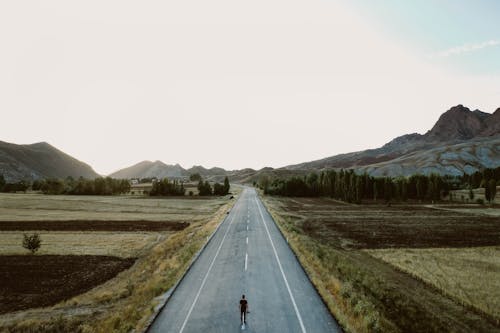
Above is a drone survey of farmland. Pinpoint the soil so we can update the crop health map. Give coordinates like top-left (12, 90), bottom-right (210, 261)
top-left (279, 198), bottom-right (500, 249)
top-left (0, 220), bottom-right (189, 232)
top-left (0, 255), bottom-right (135, 314)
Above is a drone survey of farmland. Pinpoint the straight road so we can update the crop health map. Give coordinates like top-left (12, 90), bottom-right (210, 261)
top-left (148, 188), bottom-right (341, 333)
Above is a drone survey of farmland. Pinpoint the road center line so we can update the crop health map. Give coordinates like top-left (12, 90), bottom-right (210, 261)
top-left (245, 252), bottom-right (248, 271)
top-left (178, 202), bottom-right (239, 333)
top-left (254, 197), bottom-right (307, 333)
top-left (246, 237), bottom-right (248, 244)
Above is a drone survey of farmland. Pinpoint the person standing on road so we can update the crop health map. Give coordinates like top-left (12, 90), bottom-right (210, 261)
top-left (239, 294), bottom-right (249, 324)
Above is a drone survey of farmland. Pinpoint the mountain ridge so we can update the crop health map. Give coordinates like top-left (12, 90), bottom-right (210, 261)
top-left (2, 104), bottom-right (499, 182)
top-left (0, 140), bottom-right (100, 182)
top-left (283, 104), bottom-right (500, 174)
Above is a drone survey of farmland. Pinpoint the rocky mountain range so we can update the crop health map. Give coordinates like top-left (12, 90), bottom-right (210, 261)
top-left (0, 141), bottom-right (99, 182)
top-left (283, 105), bottom-right (500, 176)
top-left (2, 105), bottom-right (499, 182)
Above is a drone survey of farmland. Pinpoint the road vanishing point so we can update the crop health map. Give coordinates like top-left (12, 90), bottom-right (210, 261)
top-left (148, 188), bottom-right (342, 333)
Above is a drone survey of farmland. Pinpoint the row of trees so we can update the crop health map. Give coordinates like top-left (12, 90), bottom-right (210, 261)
top-left (150, 178), bottom-right (185, 196)
top-left (197, 177), bottom-right (230, 196)
top-left (0, 173), bottom-right (233, 197)
top-left (33, 177), bottom-right (131, 195)
top-left (461, 166), bottom-right (500, 188)
top-left (0, 175), bottom-right (131, 195)
top-left (0, 175), bottom-right (30, 193)
top-left (262, 169), bottom-right (487, 203)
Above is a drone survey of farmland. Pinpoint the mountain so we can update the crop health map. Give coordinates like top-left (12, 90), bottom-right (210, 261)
top-left (425, 105), bottom-right (492, 141)
top-left (0, 141), bottom-right (100, 182)
top-left (108, 161), bottom-right (188, 179)
top-left (186, 165), bottom-right (229, 177)
top-left (283, 105), bottom-right (500, 176)
top-left (108, 161), bottom-right (232, 180)
top-left (357, 136), bottom-right (500, 177)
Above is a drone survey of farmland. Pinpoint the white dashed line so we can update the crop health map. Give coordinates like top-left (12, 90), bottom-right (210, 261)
top-left (246, 237), bottom-right (248, 244)
top-left (245, 252), bottom-right (248, 271)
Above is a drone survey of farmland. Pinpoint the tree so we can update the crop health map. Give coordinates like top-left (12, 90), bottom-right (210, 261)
top-left (198, 180), bottom-right (212, 196)
top-left (23, 233), bottom-right (41, 254)
top-left (213, 182), bottom-right (225, 195)
top-left (223, 176), bottom-right (230, 194)
top-left (0, 174), bottom-right (5, 191)
top-left (484, 179), bottom-right (491, 203)
top-left (189, 173), bottom-right (202, 182)
top-left (150, 178), bottom-right (185, 196)
top-left (488, 179), bottom-right (497, 203)
top-left (468, 188), bottom-right (474, 201)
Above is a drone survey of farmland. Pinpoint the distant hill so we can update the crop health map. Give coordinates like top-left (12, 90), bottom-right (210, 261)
top-left (282, 105), bottom-right (500, 176)
top-left (0, 141), bottom-right (100, 182)
top-left (109, 161), bottom-right (231, 180)
top-left (109, 161), bottom-right (187, 179)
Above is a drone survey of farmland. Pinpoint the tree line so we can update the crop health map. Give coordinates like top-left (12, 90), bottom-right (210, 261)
top-left (35, 177), bottom-right (131, 195)
top-left (197, 176), bottom-right (230, 196)
top-left (0, 173), bottom-right (232, 197)
top-left (262, 167), bottom-right (499, 204)
top-left (0, 175), bottom-right (130, 195)
top-left (149, 178), bottom-right (185, 196)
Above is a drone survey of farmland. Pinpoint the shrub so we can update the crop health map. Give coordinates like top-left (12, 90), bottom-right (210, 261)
top-left (22, 233), bottom-right (41, 254)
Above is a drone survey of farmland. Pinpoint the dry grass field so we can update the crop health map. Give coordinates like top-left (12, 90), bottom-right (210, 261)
top-left (261, 195), bottom-right (500, 333)
top-left (0, 191), bottom-right (238, 333)
top-left (0, 232), bottom-right (164, 257)
top-left (367, 246), bottom-right (500, 320)
top-left (0, 193), bottom-right (224, 222)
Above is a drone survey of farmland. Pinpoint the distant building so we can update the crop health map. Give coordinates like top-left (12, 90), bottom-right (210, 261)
top-left (129, 183), bottom-right (153, 195)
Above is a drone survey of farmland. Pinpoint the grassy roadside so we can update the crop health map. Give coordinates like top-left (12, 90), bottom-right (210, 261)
top-left (260, 196), bottom-right (385, 332)
top-left (1, 196), bottom-right (237, 333)
top-left (260, 195), bottom-right (500, 333)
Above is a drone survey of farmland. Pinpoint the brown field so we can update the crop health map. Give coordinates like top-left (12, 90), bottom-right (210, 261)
top-left (0, 255), bottom-right (135, 314)
top-left (280, 197), bottom-right (500, 249)
top-left (262, 195), bottom-right (500, 333)
top-left (0, 220), bottom-right (188, 231)
top-left (0, 191), bottom-right (237, 333)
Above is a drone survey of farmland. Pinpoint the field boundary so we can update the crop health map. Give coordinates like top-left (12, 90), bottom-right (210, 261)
top-left (366, 248), bottom-right (500, 326)
top-left (140, 197), bottom-right (238, 333)
top-left (257, 194), bottom-right (345, 332)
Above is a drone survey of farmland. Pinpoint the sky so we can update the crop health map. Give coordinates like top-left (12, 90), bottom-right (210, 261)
top-left (1, 0), bottom-right (499, 175)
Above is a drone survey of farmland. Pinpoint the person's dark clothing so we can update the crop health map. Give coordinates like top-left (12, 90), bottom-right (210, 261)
top-left (240, 299), bottom-right (248, 323)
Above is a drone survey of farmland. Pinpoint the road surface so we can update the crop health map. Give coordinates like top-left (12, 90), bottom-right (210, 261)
top-left (148, 188), bottom-right (341, 333)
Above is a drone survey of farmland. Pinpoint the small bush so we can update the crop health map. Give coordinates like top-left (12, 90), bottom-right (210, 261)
top-left (476, 198), bottom-right (484, 205)
top-left (22, 233), bottom-right (41, 254)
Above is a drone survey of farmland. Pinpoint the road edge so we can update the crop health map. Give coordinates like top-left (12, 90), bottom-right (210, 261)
top-left (140, 195), bottom-right (239, 333)
top-left (257, 192), bottom-right (344, 333)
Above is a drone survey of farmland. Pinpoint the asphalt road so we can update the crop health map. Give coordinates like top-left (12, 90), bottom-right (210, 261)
top-left (148, 188), bottom-right (342, 333)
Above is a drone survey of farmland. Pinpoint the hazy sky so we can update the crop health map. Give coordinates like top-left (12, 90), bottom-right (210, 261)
top-left (1, 0), bottom-right (499, 175)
